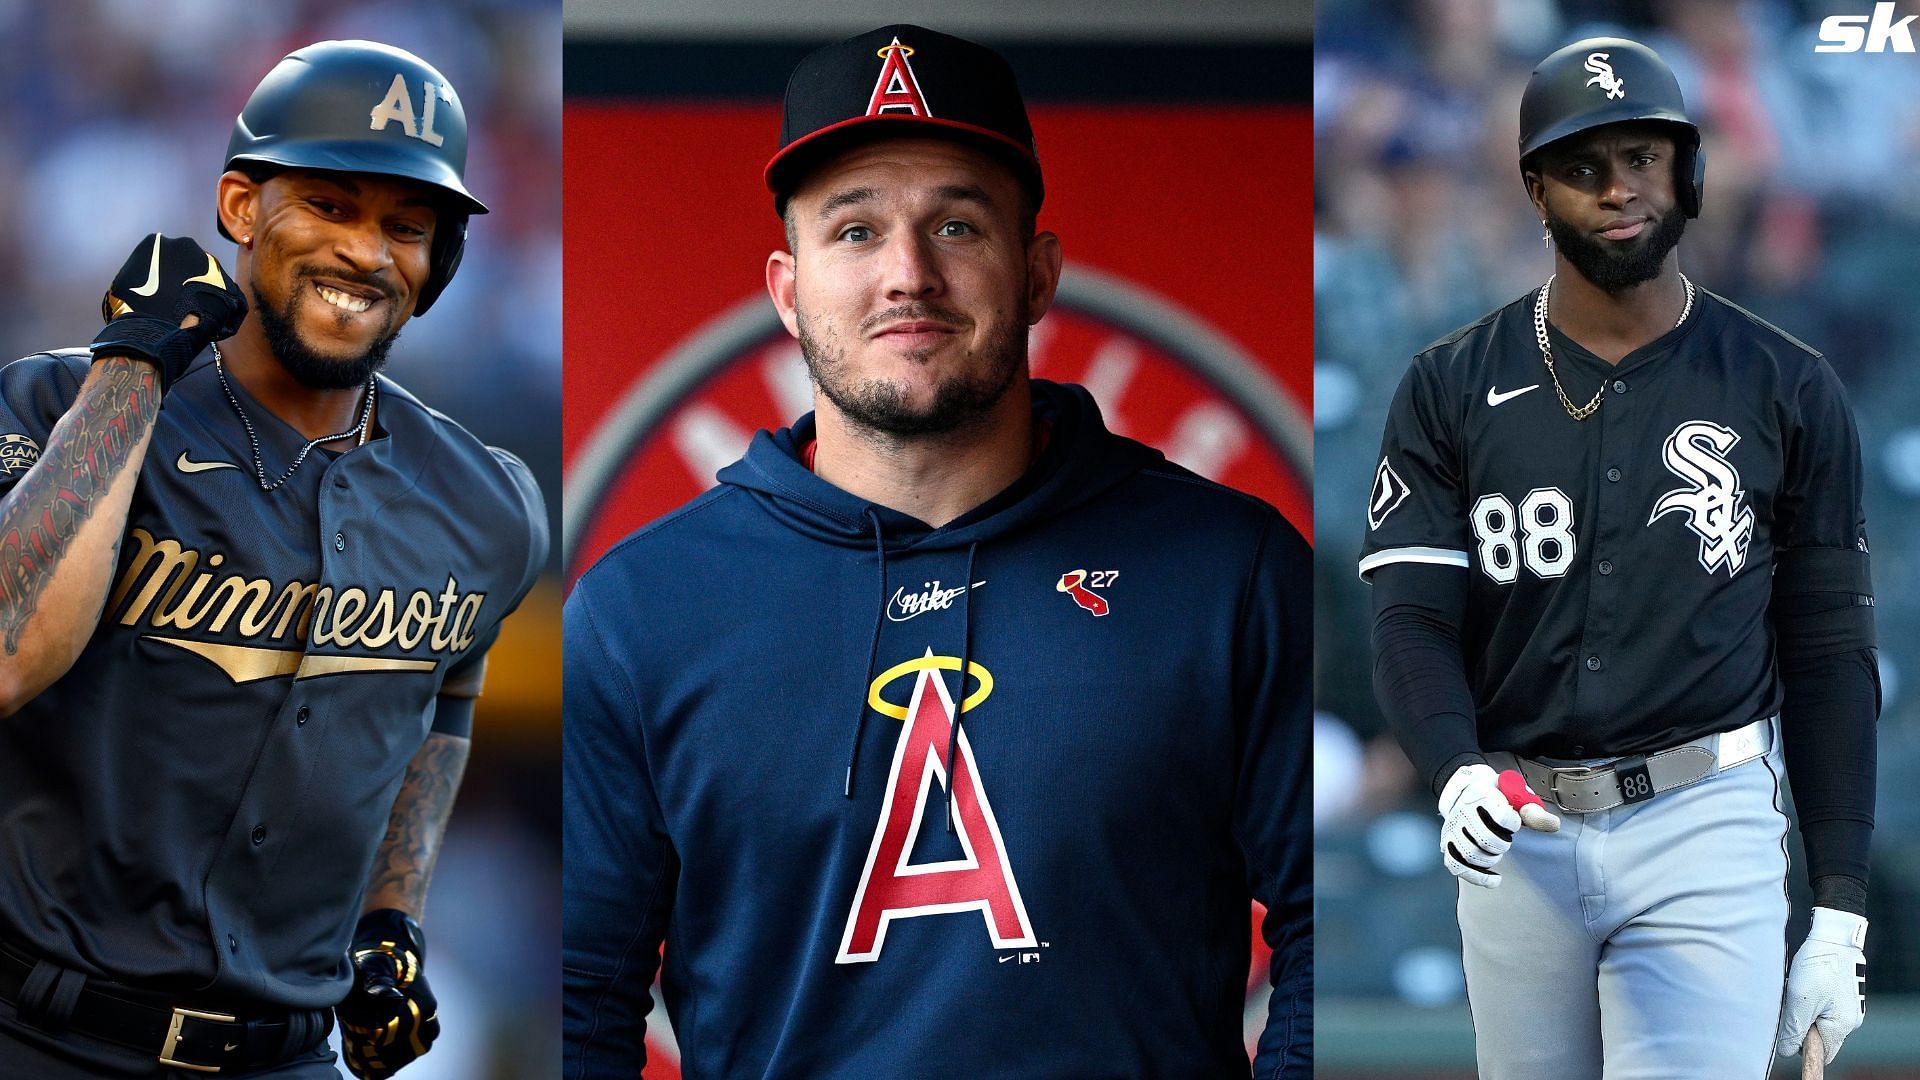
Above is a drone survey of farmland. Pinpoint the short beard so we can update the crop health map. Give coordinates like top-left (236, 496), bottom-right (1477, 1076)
top-left (798, 300), bottom-right (1026, 440)
top-left (253, 269), bottom-right (400, 390)
top-left (1546, 206), bottom-right (1687, 293)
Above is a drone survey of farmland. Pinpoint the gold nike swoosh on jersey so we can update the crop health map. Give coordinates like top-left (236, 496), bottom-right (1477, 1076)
top-left (128, 233), bottom-right (164, 296)
top-left (176, 451), bottom-right (240, 474)
top-left (148, 637), bottom-right (440, 684)
top-left (184, 254), bottom-right (227, 289)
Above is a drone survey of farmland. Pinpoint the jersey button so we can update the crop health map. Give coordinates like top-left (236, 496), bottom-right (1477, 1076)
top-left (334, 532), bottom-right (346, 552)
top-left (1586, 655), bottom-right (1602, 671)
top-left (251, 824), bottom-right (267, 846)
top-left (1597, 559), bottom-right (1614, 575)
top-left (1612, 380), bottom-right (1628, 394)
top-left (296, 706), bottom-right (310, 726)
top-left (1607, 467), bottom-right (1622, 482)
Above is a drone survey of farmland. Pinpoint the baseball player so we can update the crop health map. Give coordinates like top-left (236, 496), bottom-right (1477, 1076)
top-left (563, 24), bottom-right (1311, 1079)
top-left (1362, 37), bottom-right (1876, 1079)
top-left (0, 41), bottom-right (547, 1077)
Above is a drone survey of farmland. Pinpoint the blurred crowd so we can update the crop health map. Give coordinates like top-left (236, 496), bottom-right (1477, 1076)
top-left (0, 3), bottom-right (562, 1076)
top-left (1315, 0), bottom-right (1920, 1010)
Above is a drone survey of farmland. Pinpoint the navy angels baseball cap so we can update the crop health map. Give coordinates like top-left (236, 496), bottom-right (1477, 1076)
top-left (766, 24), bottom-right (1043, 215)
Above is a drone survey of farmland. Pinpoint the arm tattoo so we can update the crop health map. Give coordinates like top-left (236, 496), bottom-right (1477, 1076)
top-left (365, 730), bottom-right (471, 916)
top-left (0, 358), bottom-right (160, 654)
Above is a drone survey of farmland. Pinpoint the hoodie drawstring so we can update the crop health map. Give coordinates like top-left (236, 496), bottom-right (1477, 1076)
top-left (945, 541), bottom-right (979, 833)
top-left (844, 508), bottom-right (888, 798)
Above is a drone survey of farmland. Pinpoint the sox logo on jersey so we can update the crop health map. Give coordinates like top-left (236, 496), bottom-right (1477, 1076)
top-left (837, 650), bottom-right (1036, 964)
top-left (1648, 419), bottom-right (1755, 575)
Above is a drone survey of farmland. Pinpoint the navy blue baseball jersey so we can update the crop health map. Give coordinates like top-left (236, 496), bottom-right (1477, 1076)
top-left (0, 347), bottom-right (546, 1008)
top-left (1360, 288), bottom-right (1867, 776)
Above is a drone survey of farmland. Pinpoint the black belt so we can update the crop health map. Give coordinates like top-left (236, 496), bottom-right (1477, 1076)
top-left (0, 942), bottom-right (331, 1074)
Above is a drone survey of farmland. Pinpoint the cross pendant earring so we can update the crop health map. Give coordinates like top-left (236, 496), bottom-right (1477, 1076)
top-left (1541, 222), bottom-right (1550, 248)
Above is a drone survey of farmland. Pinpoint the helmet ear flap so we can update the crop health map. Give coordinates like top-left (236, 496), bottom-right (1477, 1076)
top-left (1680, 140), bottom-right (1705, 218)
top-left (414, 214), bottom-right (467, 316)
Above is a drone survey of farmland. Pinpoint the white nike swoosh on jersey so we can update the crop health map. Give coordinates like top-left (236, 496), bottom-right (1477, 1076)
top-left (176, 451), bottom-right (239, 474)
top-left (1487, 384), bottom-right (1541, 407)
top-left (129, 233), bottom-right (164, 297)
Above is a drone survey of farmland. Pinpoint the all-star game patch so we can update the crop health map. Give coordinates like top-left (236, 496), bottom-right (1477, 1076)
top-left (0, 433), bottom-right (40, 477)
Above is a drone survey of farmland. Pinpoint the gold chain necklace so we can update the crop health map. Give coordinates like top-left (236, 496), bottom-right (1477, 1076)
top-left (1535, 273), bottom-right (1695, 421)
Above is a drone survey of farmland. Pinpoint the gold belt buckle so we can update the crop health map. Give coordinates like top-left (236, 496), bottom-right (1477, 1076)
top-left (158, 1005), bottom-right (237, 1074)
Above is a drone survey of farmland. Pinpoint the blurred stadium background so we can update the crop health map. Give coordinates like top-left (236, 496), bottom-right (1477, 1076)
top-left (563, 0), bottom-right (1309, 1073)
top-left (0, 2), bottom-right (561, 1077)
top-left (1315, 0), bottom-right (1920, 1075)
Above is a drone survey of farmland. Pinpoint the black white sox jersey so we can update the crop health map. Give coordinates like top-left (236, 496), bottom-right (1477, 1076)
top-left (0, 349), bottom-right (546, 1008)
top-left (1360, 288), bottom-right (1867, 762)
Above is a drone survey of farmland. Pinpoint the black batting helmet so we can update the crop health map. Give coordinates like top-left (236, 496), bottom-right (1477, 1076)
top-left (221, 40), bottom-right (489, 315)
top-left (1518, 37), bottom-right (1703, 218)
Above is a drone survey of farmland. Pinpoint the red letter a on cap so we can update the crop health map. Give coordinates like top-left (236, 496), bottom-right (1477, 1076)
top-left (867, 37), bottom-right (933, 117)
top-left (836, 656), bottom-right (1034, 963)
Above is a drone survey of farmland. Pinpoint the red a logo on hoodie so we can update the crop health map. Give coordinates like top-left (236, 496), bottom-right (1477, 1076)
top-left (837, 652), bottom-right (1035, 963)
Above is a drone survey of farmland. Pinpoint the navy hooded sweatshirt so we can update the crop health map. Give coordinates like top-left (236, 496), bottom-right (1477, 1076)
top-left (564, 381), bottom-right (1311, 1078)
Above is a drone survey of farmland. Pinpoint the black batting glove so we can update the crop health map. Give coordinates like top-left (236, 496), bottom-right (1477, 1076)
top-left (337, 909), bottom-right (441, 1079)
top-left (90, 233), bottom-right (248, 392)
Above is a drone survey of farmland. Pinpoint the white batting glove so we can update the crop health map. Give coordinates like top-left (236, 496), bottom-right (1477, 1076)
top-left (1775, 907), bottom-right (1867, 1065)
top-left (1438, 764), bottom-right (1557, 888)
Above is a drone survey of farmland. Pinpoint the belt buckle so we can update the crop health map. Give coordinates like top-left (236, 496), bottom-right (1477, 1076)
top-left (158, 1006), bottom-right (237, 1074)
top-left (1545, 762), bottom-right (1604, 807)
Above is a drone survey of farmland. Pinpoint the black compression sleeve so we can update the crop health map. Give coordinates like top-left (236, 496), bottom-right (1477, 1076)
top-left (1812, 874), bottom-right (1868, 916)
top-left (1370, 561), bottom-right (1483, 798)
top-left (1777, 646), bottom-right (1877, 887)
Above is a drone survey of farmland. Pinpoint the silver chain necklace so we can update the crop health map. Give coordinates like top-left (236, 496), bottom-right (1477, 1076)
top-left (1536, 272), bottom-right (1695, 421)
top-left (211, 341), bottom-right (376, 491)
